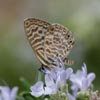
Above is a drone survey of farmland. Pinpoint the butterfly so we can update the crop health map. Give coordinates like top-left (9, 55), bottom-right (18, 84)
top-left (24, 18), bottom-right (75, 70)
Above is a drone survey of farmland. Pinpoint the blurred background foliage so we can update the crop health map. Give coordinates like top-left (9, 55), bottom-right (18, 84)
top-left (0, 0), bottom-right (100, 91)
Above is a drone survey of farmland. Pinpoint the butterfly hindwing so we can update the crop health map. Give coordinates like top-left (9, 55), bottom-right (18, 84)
top-left (44, 23), bottom-right (75, 67)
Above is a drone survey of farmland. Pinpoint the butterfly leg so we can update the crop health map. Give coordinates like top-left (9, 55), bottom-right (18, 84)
top-left (63, 58), bottom-right (74, 66)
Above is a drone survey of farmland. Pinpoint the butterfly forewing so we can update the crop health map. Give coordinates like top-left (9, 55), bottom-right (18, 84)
top-left (24, 18), bottom-right (75, 70)
top-left (24, 18), bottom-right (51, 67)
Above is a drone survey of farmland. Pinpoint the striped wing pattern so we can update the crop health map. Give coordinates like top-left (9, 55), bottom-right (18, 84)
top-left (44, 23), bottom-right (75, 68)
top-left (24, 18), bottom-right (75, 70)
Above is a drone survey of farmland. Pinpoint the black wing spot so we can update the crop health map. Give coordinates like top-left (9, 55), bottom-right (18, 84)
top-left (41, 36), bottom-right (45, 40)
top-left (31, 27), bottom-right (38, 32)
top-left (39, 30), bottom-right (42, 34)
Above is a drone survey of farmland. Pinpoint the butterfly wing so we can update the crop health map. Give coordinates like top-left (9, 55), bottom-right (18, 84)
top-left (24, 18), bottom-right (51, 67)
top-left (24, 18), bottom-right (75, 70)
top-left (44, 23), bottom-right (75, 67)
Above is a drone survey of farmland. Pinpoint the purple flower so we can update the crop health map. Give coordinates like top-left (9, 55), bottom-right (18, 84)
top-left (44, 74), bottom-right (58, 95)
top-left (67, 63), bottom-right (95, 100)
top-left (30, 81), bottom-right (44, 97)
top-left (46, 57), bottom-right (73, 88)
top-left (30, 57), bottom-right (73, 97)
top-left (0, 86), bottom-right (18, 100)
top-left (70, 63), bottom-right (95, 91)
top-left (67, 93), bottom-right (76, 100)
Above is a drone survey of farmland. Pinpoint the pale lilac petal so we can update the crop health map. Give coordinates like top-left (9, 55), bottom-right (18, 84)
top-left (45, 74), bottom-right (55, 87)
top-left (10, 87), bottom-right (18, 100)
top-left (49, 70), bottom-right (57, 81)
top-left (81, 79), bottom-right (88, 91)
top-left (60, 71), bottom-right (66, 80)
top-left (66, 68), bottom-right (73, 79)
top-left (70, 73), bottom-right (83, 90)
top-left (70, 70), bottom-right (83, 83)
top-left (30, 81), bottom-right (44, 97)
top-left (54, 67), bottom-right (64, 77)
top-left (82, 63), bottom-right (87, 74)
top-left (70, 73), bottom-right (80, 84)
top-left (0, 86), bottom-right (18, 100)
top-left (67, 93), bottom-right (75, 100)
top-left (70, 63), bottom-right (95, 93)
top-left (56, 69), bottom-right (67, 88)
top-left (76, 70), bottom-right (84, 78)
top-left (0, 95), bottom-right (3, 100)
top-left (44, 86), bottom-right (57, 95)
top-left (0, 86), bottom-right (10, 100)
top-left (56, 75), bottom-right (66, 89)
top-left (45, 74), bottom-right (57, 94)
top-left (71, 84), bottom-right (78, 96)
top-left (44, 87), bottom-right (53, 95)
top-left (87, 73), bottom-right (95, 87)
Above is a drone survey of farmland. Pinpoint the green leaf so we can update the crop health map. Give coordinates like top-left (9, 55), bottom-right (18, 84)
top-left (20, 77), bottom-right (31, 91)
top-left (76, 92), bottom-right (89, 100)
top-left (19, 91), bottom-right (37, 100)
top-left (16, 96), bottom-right (25, 100)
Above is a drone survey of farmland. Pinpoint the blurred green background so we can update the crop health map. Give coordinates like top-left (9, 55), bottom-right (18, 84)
top-left (0, 0), bottom-right (100, 91)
